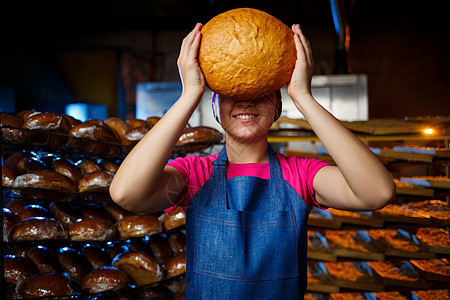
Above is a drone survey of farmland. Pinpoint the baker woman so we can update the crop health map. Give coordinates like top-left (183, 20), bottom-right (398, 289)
top-left (110, 12), bottom-right (395, 300)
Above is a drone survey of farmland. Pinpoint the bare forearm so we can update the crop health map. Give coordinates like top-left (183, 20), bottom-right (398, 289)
top-left (292, 94), bottom-right (395, 209)
top-left (110, 93), bottom-right (201, 211)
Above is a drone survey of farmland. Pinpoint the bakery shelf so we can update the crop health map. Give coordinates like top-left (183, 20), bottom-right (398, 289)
top-left (367, 260), bottom-right (432, 289)
top-left (321, 261), bottom-right (385, 292)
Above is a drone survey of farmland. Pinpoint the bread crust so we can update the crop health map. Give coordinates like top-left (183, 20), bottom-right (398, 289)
top-left (199, 8), bottom-right (296, 100)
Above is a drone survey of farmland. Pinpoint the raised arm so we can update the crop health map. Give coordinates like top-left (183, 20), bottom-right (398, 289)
top-left (287, 24), bottom-right (395, 211)
top-left (110, 23), bottom-right (205, 213)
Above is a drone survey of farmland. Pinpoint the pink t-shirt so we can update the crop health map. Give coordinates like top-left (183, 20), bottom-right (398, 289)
top-left (166, 152), bottom-right (331, 213)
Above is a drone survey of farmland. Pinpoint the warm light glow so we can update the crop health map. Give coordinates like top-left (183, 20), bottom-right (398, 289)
top-left (424, 128), bottom-right (435, 135)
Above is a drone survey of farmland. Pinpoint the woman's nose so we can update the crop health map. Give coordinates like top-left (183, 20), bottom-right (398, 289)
top-left (237, 100), bottom-right (253, 108)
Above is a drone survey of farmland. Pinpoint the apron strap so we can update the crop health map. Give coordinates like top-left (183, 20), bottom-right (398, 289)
top-left (210, 144), bottom-right (284, 209)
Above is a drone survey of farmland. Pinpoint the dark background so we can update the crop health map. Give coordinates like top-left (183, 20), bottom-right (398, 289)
top-left (1, 0), bottom-right (449, 118)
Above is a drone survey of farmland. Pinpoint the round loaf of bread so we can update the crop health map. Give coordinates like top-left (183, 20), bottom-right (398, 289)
top-left (81, 266), bottom-right (129, 293)
top-left (16, 156), bottom-right (46, 173)
top-left (76, 158), bottom-right (102, 176)
top-left (49, 202), bottom-right (80, 229)
top-left (69, 218), bottom-right (116, 241)
top-left (199, 8), bottom-right (296, 100)
top-left (82, 244), bottom-right (111, 269)
top-left (146, 116), bottom-right (161, 127)
top-left (78, 170), bottom-right (114, 193)
top-left (68, 122), bottom-right (121, 158)
top-left (16, 204), bottom-right (50, 220)
top-left (58, 247), bottom-right (92, 283)
top-left (13, 170), bottom-right (77, 192)
top-left (22, 112), bottom-right (72, 149)
top-left (79, 203), bottom-right (115, 223)
top-left (168, 230), bottom-right (186, 254)
top-left (162, 207), bottom-right (186, 231)
top-left (104, 117), bottom-right (130, 139)
top-left (112, 251), bottom-right (163, 287)
top-left (18, 272), bottom-right (73, 298)
top-left (10, 217), bottom-right (67, 242)
top-left (127, 118), bottom-right (150, 129)
top-left (121, 126), bottom-right (149, 153)
top-left (0, 113), bottom-right (25, 143)
top-left (116, 214), bottom-right (162, 238)
top-left (26, 245), bottom-right (58, 273)
top-left (176, 126), bottom-right (223, 147)
top-left (2, 161), bottom-right (19, 187)
top-left (4, 255), bottom-right (33, 285)
top-left (104, 202), bottom-right (132, 221)
top-left (13, 170), bottom-right (78, 201)
top-left (102, 160), bottom-right (120, 173)
top-left (6, 198), bottom-right (30, 214)
top-left (148, 235), bottom-right (173, 264)
top-left (164, 252), bottom-right (186, 278)
top-left (52, 158), bottom-right (83, 183)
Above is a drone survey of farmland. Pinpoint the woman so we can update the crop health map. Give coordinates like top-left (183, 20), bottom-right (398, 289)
top-left (110, 23), bottom-right (395, 299)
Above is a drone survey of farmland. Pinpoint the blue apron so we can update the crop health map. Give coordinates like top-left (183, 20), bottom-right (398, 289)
top-left (185, 145), bottom-right (309, 299)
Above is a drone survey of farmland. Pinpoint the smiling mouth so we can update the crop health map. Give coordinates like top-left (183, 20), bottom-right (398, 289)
top-left (234, 114), bottom-right (258, 119)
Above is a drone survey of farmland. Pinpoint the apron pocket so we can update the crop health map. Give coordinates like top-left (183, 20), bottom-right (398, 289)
top-left (193, 206), bottom-right (299, 281)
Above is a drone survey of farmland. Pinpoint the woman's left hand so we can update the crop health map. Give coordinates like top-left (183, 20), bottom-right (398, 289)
top-left (287, 24), bottom-right (314, 102)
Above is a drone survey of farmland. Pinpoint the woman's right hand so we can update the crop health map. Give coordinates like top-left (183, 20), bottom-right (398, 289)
top-left (177, 23), bottom-right (206, 98)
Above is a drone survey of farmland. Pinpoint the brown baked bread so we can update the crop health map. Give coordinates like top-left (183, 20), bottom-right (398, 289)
top-left (82, 244), bottom-right (111, 269)
top-left (69, 218), bottom-right (116, 241)
top-left (78, 170), bottom-right (115, 193)
top-left (162, 206), bottom-right (186, 231)
top-left (1, 113), bottom-right (25, 143)
top-left (4, 255), bottom-right (33, 285)
top-left (164, 252), bottom-right (187, 278)
top-left (6, 198), bottom-right (30, 214)
top-left (68, 122), bottom-right (121, 158)
top-left (112, 251), bottom-right (164, 287)
top-left (13, 170), bottom-right (78, 201)
top-left (52, 158), bottom-right (83, 183)
top-left (148, 235), bottom-right (173, 264)
top-left (198, 8), bottom-right (296, 100)
top-left (16, 156), bottom-right (47, 173)
top-left (17, 272), bottom-right (74, 298)
top-left (104, 202), bottom-right (132, 221)
top-left (76, 158), bottom-right (102, 176)
top-left (102, 159), bottom-right (120, 173)
top-left (22, 112), bottom-right (72, 149)
top-left (176, 126), bottom-right (223, 147)
top-left (104, 117), bottom-right (130, 139)
top-left (13, 170), bottom-right (78, 192)
top-left (3, 207), bottom-right (16, 242)
top-left (2, 160), bottom-right (19, 187)
top-left (121, 126), bottom-right (150, 153)
top-left (63, 114), bottom-right (81, 127)
top-left (5, 152), bottom-right (31, 166)
top-left (16, 110), bottom-right (41, 120)
top-left (81, 266), bottom-right (130, 293)
top-left (49, 202), bottom-right (80, 229)
top-left (163, 276), bottom-right (188, 296)
top-left (26, 245), bottom-right (58, 273)
top-left (146, 116), bottom-right (161, 127)
top-left (168, 230), bottom-right (186, 254)
top-left (127, 118), bottom-right (150, 129)
top-left (85, 118), bottom-right (106, 126)
top-left (79, 203), bottom-right (115, 223)
top-left (10, 217), bottom-right (67, 241)
top-left (106, 242), bottom-right (130, 260)
top-left (16, 204), bottom-right (50, 220)
top-left (116, 213), bottom-right (163, 238)
top-left (58, 247), bottom-right (92, 283)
